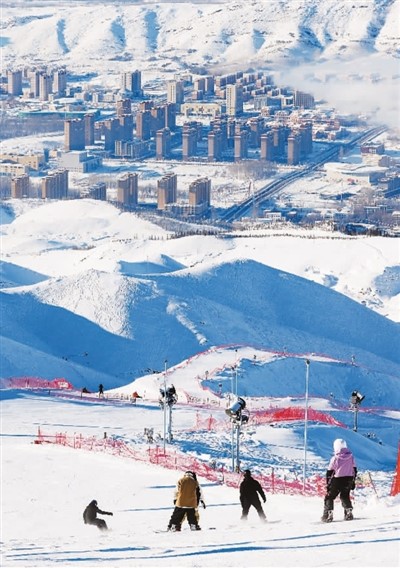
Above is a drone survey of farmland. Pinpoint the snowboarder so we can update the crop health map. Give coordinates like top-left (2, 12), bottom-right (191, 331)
top-left (321, 438), bottom-right (357, 522)
top-left (239, 469), bottom-right (267, 522)
top-left (167, 471), bottom-right (202, 531)
top-left (83, 499), bottom-right (113, 530)
top-left (98, 384), bottom-right (104, 398)
top-left (180, 471), bottom-right (206, 528)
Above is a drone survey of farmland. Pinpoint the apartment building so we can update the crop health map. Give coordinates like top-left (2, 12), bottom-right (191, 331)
top-left (7, 70), bottom-right (22, 96)
top-left (157, 173), bottom-right (177, 210)
top-left (167, 80), bottom-right (184, 108)
top-left (11, 174), bottom-right (30, 198)
top-left (116, 98), bottom-right (132, 117)
top-left (260, 131), bottom-right (275, 161)
top-left (52, 69), bottom-right (67, 96)
top-left (117, 173), bottom-right (138, 206)
top-left (189, 177), bottom-right (211, 208)
top-left (136, 110), bottom-right (152, 141)
top-left (120, 71), bottom-right (142, 97)
top-left (64, 118), bottom-right (85, 151)
top-left (234, 129), bottom-right (248, 160)
top-left (287, 132), bottom-right (302, 165)
top-left (182, 125), bottom-right (198, 159)
top-left (39, 73), bottom-right (52, 101)
top-left (41, 170), bottom-right (68, 199)
top-left (208, 129), bottom-right (223, 162)
top-left (226, 84), bottom-right (243, 117)
top-left (156, 128), bottom-right (171, 159)
top-left (84, 113), bottom-right (96, 146)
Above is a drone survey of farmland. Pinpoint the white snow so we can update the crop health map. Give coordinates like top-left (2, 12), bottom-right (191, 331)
top-left (1, 197), bottom-right (400, 567)
top-left (1, 1), bottom-right (400, 566)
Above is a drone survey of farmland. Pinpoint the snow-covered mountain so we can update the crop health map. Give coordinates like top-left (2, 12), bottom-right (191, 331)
top-left (2, 0), bottom-right (399, 74)
top-left (1, 199), bottom-right (399, 394)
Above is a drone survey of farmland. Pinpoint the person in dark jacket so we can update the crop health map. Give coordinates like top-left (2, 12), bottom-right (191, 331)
top-left (239, 469), bottom-right (266, 521)
top-left (83, 499), bottom-right (113, 530)
top-left (321, 438), bottom-right (357, 522)
top-left (167, 471), bottom-right (202, 531)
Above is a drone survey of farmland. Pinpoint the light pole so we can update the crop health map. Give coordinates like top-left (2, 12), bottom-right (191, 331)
top-left (163, 359), bottom-right (167, 453)
top-left (235, 349), bottom-right (238, 396)
top-left (350, 390), bottom-right (365, 431)
top-left (303, 359), bottom-right (310, 493)
top-left (166, 385), bottom-right (177, 442)
top-left (225, 397), bottom-right (248, 472)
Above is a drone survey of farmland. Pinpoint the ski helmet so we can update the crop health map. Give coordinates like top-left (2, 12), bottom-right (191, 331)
top-left (333, 439), bottom-right (347, 453)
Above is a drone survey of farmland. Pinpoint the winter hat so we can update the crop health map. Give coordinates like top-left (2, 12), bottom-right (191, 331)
top-left (333, 438), bottom-right (347, 453)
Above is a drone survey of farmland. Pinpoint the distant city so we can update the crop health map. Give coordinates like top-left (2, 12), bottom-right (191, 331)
top-left (1, 66), bottom-right (399, 236)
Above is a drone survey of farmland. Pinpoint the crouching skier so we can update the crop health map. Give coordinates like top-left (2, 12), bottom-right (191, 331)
top-left (83, 499), bottom-right (113, 530)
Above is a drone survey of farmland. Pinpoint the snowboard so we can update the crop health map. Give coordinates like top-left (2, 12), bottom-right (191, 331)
top-left (154, 527), bottom-right (216, 533)
top-left (317, 518), bottom-right (357, 524)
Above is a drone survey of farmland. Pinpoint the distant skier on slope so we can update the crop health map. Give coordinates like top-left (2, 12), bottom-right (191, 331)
top-left (239, 469), bottom-right (267, 522)
top-left (83, 499), bottom-right (113, 530)
top-left (321, 438), bottom-right (357, 523)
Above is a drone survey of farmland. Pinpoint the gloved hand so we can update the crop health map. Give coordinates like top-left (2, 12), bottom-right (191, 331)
top-left (201, 500), bottom-right (206, 509)
top-left (108, 512), bottom-right (113, 516)
top-left (173, 499), bottom-right (176, 505)
top-left (263, 498), bottom-right (266, 503)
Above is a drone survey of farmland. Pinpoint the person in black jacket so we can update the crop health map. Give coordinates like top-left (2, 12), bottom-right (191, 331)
top-left (239, 469), bottom-right (266, 522)
top-left (83, 500), bottom-right (113, 530)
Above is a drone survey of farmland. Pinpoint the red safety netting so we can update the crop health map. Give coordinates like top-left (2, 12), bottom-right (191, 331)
top-left (252, 407), bottom-right (346, 427)
top-left (194, 407), bottom-right (345, 431)
top-left (390, 442), bottom-right (400, 496)
top-left (1, 376), bottom-right (74, 390)
top-left (34, 427), bottom-right (325, 497)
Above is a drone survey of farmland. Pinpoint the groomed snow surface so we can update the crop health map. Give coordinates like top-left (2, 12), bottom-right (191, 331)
top-left (1, 390), bottom-right (399, 568)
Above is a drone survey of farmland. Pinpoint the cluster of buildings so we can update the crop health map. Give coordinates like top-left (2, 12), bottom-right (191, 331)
top-left (9, 165), bottom-right (211, 217)
top-left (1, 66), bottom-right (399, 223)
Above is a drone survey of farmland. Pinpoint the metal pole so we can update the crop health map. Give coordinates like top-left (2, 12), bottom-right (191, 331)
top-left (235, 349), bottom-right (238, 396)
top-left (236, 422), bottom-right (240, 472)
top-left (163, 359), bottom-right (167, 453)
top-left (303, 359), bottom-right (310, 493)
top-left (168, 404), bottom-right (172, 442)
top-left (354, 405), bottom-right (358, 432)
top-left (231, 421), bottom-right (235, 472)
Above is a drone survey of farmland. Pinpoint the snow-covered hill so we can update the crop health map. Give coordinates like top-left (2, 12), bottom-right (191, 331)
top-left (1, 199), bottom-right (399, 393)
top-left (1, 0), bottom-right (399, 74)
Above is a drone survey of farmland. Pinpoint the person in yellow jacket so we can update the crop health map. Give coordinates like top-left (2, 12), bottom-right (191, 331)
top-left (167, 471), bottom-right (202, 531)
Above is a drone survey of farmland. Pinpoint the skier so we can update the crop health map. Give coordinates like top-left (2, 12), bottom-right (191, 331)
top-left (321, 438), bottom-right (357, 522)
top-left (83, 499), bottom-right (113, 530)
top-left (167, 471), bottom-right (202, 531)
top-left (239, 469), bottom-right (267, 522)
top-left (98, 384), bottom-right (104, 398)
top-left (180, 471), bottom-right (206, 528)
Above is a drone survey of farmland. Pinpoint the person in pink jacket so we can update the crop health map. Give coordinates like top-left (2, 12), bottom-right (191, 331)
top-left (321, 438), bottom-right (357, 522)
